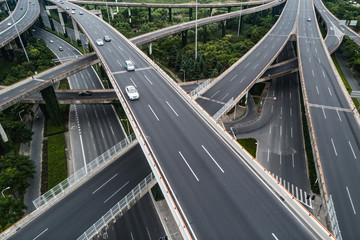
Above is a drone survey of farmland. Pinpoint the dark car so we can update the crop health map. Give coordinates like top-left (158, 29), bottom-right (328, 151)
top-left (78, 90), bottom-right (92, 96)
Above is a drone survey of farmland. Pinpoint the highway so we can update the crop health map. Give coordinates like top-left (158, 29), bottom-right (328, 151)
top-left (0, 0), bottom-right (40, 47)
top-left (314, 0), bottom-right (360, 46)
top-left (50, 0), bottom-right (330, 238)
top-left (9, 144), bottom-right (152, 240)
top-left (298, 0), bottom-right (360, 238)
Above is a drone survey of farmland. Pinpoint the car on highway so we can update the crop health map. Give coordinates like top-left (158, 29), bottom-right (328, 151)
top-left (50, 40), bottom-right (54, 43)
top-left (66, 7), bottom-right (69, 10)
top-left (79, 11), bottom-right (84, 15)
top-left (104, 35), bottom-right (111, 42)
top-left (72, 7), bottom-right (75, 10)
top-left (7, 22), bottom-right (11, 26)
top-left (125, 86), bottom-right (139, 100)
top-left (125, 60), bottom-right (135, 71)
top-left (78, 90), bottom-right (92, 96)
top-left (71, 10), bottom-right (75, 14)
top-left (96, 39), bottom-right (104, 46)
top-left (59, 46), bottom-right (63, 51)
top-left (307, 18), bottom-right (311, 22)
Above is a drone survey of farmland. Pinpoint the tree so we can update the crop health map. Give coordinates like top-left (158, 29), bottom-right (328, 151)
top-left (0, 151), bottom-right (35, 196)
top-left (0, 196), bottom-right (27, 232)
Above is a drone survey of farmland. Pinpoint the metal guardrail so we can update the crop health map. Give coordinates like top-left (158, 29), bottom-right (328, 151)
top-left (213, 97), bottom-right (234, 121)
top-left (327, 195), bottom-right (343, 240)
top-left (32, 134), bottom-right (136, 210)
top-left (189, 79), bottom-right (211, 98)
top-left (77, 173), bottom-right (155, 240)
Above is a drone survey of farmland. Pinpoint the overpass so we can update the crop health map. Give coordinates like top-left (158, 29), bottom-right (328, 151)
top-left (36, 0), bottom-right (332, 239)
top-left (0, 52), bottom-right (100, 111)
top-left (0, 0), bottom-right (40, 47)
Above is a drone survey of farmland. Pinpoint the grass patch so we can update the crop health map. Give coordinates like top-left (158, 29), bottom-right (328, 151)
top-left (151, 183), bottom-right (164, 201)
top-left (353, 98), bottom-right (360, 110)
top-left (332, 55), bottom-right (352, 93)
top-left (299, 81), bottom-right (320, 194)
top-left (59, 79), bottom-right (69, 90)
top-left (46, 105), bottom-right (67, 136)
top-left (47, 133), bottom-right (67, 190)
top-left (253, 96), bottom-right (260, 104)
top-left (237, 138), bottom-right (257, 158)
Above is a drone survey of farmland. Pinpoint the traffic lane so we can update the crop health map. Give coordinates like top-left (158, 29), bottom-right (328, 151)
top-left (0, 0), bottom-right (27, 32)
top-left (0, 79), bottom-right (44, 104)
top-left (107, 193), bottom-right (166, 240)
top-left (114, 69), bottom-right (318, 239)
top-left (309, 108), bottom-right (360, 240)
top-left (9, 145), bottom-right (151, 240)
top-left (298, 38), bottom-right (348, 108)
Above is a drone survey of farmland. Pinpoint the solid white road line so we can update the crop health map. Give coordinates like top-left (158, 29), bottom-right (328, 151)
top-left (144, 75), bottom-right (153, 85)
top-left (291, 127), bottom-right (293, 138)
top-left (290, 107), bottom-right (292, 116)
top-left (148, 105), bottom-right (159, 121)
top-left (279, 151), bottom-right (282, 165)
top-left (348, 141), bottom-right (357, 159)
top-left (202, 145), bottom-right (224, 173)
top-left (331, 138), bottom-right (338, 156)
top-left (229, 74), bottom-right (237, 82)
top-left (104, 181), bottom-right (129, 203)
top-left (322, 70), bottom-right (325, 78)
top-left (316, 86), bottom-right (319, 95)
top-left (2, 96), bottom-right (9, 100)
top-left (92, 173), bottom-right (118, 194)
top-left (110, 126), bottom-right (115, 136)
top-left (346, 186), bottom-right (357, 214)
top-left (79, 134), bottom-right (87, 172)
top-left (267, 149), bottom-right (270, 162)
top-left (322, 107), bottom-right (327, 119)
top-left (328, 87), bottom-right (332, 96)
top-left (33, 228), bottom-right (48, 240)
top-left (116, 59), bottom-right (122, 67)
top-left (130, 232), bottom-right (135, 240)
top-left (272, 233), bottom-right (279, 240)
top-left (336, 110), bottom-right (342, 121)
top-left (312, 69), bottom-right (314, 77)
top-left (166, 101), bottom-right (179, 117)
top-left (146, 227), bottom-right (152, 240)
top-left (129, 77), bottom-right (137, 88)
top-left (179, 151), bottom-right (199, 181)
top-left (292, 153), bottom-right (295, 168)
top-left (280, 125), bottom-right (282, 137)
top-left (211, 90), bottom-right (220, 98)
top-left (220, 93), bottom-right (229, 101)
top-left (269, 125), bottom-right (272, 134)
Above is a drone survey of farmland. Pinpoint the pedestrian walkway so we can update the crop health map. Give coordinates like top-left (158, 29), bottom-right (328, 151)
top-left (270, 172), bottom-right (313, 209)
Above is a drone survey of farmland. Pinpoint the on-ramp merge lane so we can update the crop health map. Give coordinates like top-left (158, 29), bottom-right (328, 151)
top-left (56, 0), bottom-right (330, 238)
top-left (298, 0), bottom-right (360, 238)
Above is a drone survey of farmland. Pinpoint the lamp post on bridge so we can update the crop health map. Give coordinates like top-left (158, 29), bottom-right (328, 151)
top-left (180, 69), bottom-right (185, 82)
top-left (1, 187), bottom-right (10, 198)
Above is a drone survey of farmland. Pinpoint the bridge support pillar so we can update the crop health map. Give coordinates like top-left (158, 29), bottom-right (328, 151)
top-left (228, 7), bottom-right (231, 13)
top-left (237, 14), bottom-right (242, 36)
top-left (71, 17), bottom-right (80, 41)
top-left (148, 7), bottom-right (152, 22)
top-left (110, 6), bottom-right (114, 20)
top-left (57, 7), bottom-right (66, 35)
top-left (210, 8), bottom-right (213, 17)
top-left (189, 8), bottom-right (192, 21)
top-left (221, 20), bottom-right (226, 37)
top-left (148, 42), bottom-right (152, 55)
top-left (168, 7), bottom-right (172, 22)
top-left (40, 86), bottom-right (62, 126)
top-left (128, 7), bottom-right (132, 26)
top-left (181, 30), bottom-right (187, 46)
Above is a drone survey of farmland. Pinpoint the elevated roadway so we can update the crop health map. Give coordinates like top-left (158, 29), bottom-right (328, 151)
top-left (69, 0), bottom-right (273, 9)
top-left (43, 0), bottom-right (333, 239)
top-left (0, 52), bottom-right (100, 111)
top-left (0, 0), bottom-right (40, 47)
top-left (298, 0), bottom-right (360, 238)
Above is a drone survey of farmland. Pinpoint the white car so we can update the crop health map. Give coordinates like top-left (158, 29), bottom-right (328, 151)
top-left (7, 22), bottom-right (12, 26)
top-left (307, 18), bottom-right (311, 22)
top-left (96, 39), bottom-right (104, 46)
top-left (125, 85), bottom-right (139, 100)
top-left (125, 60), bottom-right (135, 71)
top-left (50, 40), bottom-right (54, 43)
top-left (71, 10), bottom-right (75, 14)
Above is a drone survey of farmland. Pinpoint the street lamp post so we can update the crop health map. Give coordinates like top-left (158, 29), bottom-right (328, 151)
top-left (18, 109), bottom-right (25, 121)
top-left (4, 0), bottom-right (30, 62)
top-left (180, 69), bottom-right (186, 82)
top-left (105, 0), bottom-right (111, 24)
top-left (195, 0), bottom-right (198, 59)
top-left (1, 187), bottom-right (10, 198)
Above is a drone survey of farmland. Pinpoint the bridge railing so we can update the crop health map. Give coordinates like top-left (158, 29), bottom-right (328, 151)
top-left (32, 133), bottom-right (136, 210)
top-left (213, 97), bottom-right (234, 121)
top-left (77, 173), bottom-right (156, 240)
top-left (189, 79), bottom-right (211, 99)
top-left (327, 195), bottom-right (343, 240)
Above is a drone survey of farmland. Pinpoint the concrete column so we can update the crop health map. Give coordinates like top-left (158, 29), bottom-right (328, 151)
top-left (189, 8), bottom-right (192, 21)
top-left (58, 7), bottom-right (66, 35)
top-left (181, 30), bottom-right (187, 46)
top-left (148, 7), bottom-right (152, 22)
top-left (148, 42), bottom-right (152, 55)
top-left (209, 8), bottom-right (213, 17)
top-left (203, 25), bottom-right (207, 43)
top-left (46, 9), bottom-right (51, 15)
top-left (128, 7), bottom-right (131, 24)
top-left (168, 8), bottom-right (172, 22)
top-left (228, 7), bottom-right (231, 13)
top-left (222, 20), bottom-right (226, 37)
top-left (71, 17), bottom-right (80, 41)
top-left (110, 6), bottom-right (114, 20)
